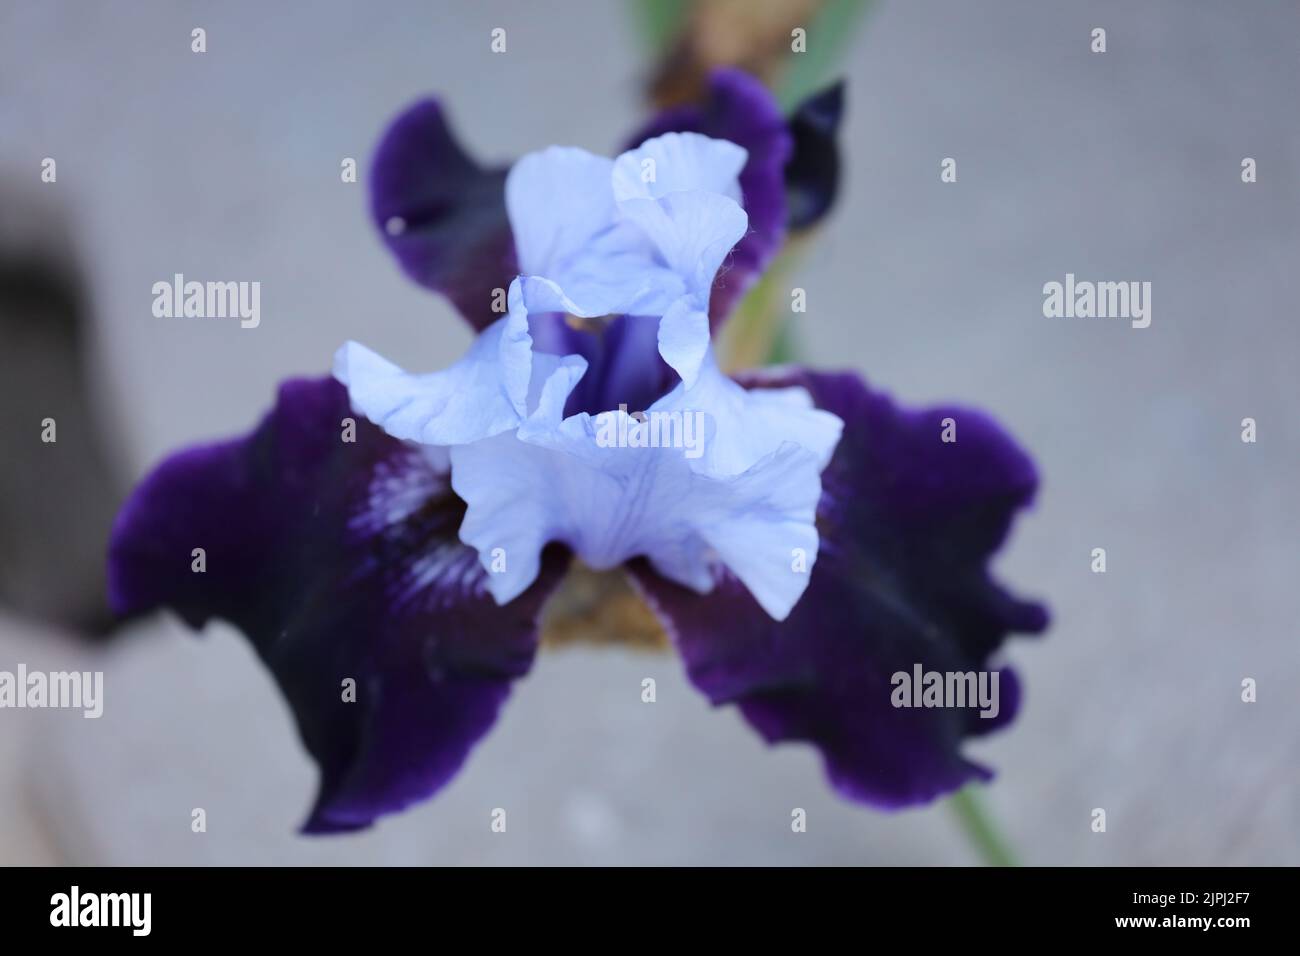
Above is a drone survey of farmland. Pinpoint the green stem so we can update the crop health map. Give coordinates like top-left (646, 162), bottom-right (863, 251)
top-left (948, 785), bottom-right (1019, 867)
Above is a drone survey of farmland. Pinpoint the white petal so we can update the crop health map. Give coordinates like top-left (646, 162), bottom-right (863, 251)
top-left (506, 146), bottom-right (618, 278)
top-left (506, 148), bottom-right (681, 317)
top-left (612, 132), bottom-right (746, 204)
top-left (652, 352), bottom-right (844, 476)
top-left (656, 297), bottom-right (710, 390)
top-left (451, 406), bottom-right (826, 620)
top-left (617, 190), bottom-right (748, 297)
top-left (334, 278), bottom-right (586, 447)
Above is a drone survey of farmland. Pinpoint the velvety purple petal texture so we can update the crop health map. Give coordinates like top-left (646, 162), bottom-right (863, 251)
top-left (630, 369), bottom-right (1048, 807)
top-left (108, 377), bottom-right (566, 832)
top-left (629, 68), bottom-right (792, 328)
top-left (370, 100), bottom-right (516, 331)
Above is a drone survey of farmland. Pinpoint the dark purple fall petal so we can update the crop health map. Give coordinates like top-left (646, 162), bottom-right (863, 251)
top-left (108, 377), bottom-right (566, 832)
top-left (628, 68), bottom-right (793, 328)
top-left (370, 100), bottom-right (516, 332)
top-left (785, 81), bottom-right (845, 231)
top-left (630, 369), bottom-right (1047, 807)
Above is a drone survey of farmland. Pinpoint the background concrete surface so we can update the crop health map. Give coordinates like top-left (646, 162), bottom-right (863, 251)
top-left (0, 0), bottom-right (1297, 864)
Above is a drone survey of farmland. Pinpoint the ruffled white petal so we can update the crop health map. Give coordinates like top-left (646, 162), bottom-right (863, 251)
top-left (506, 146), bottom-right (681, 317)
top-left (507, 133), bottom-right (748, 382)
top-left (656, 298), bottom-right (711, 390)
top-left (611, 132), bottom-right (746, 205)
top-left (451, 411), bottom-right (826, 620)
top-left (334, 278), bottom-right (587, 447)
top-left (505, 147), bottom-right (618, 279)
top-left (333, 311), bottom-right (529, 446)
top-left (653, 353), bottom-right (844, 475)
top-left (451, 348), bottom-right (843, 619)
top-left (615, 190), bottom-right (748, 299)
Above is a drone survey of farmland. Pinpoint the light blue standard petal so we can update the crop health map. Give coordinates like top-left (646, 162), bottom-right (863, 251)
top-left (612, 133), bottom-right (749, 295)
top-left (505, 133), bottom-right (750, 388)
top-left (656, 298), bottom-right (711, 391)
top-left (618, 190), bottom-right (747, 387)
top-left (505, 146), bottom-right (617, 276)
top-left (506, 146), bottom-right (681, 317)
top-left (334, 278), bottom-right (587, 447)
top-left (611, 135), bottom-right (749, 385)
top-left (612, 131), bottom-right (746, 206)
top-left (618, 190), bottom-right (749, 298)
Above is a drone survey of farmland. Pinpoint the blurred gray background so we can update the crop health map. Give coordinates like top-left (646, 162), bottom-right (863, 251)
top-left (0, 0), bottom-right (1297, 864)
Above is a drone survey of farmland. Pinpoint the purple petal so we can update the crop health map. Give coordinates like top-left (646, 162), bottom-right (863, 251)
top-left (108, 377), bottom-right (566, 832)
top-left (629, 369), bottom-right (1048, 807)
top-left (571, 313), bottom-right (686, 416)
top-left (785, 81), bottom-right (845, 231)
top-left (628, 68), bottom-right (792, 327)
top-left (370, 100), bottom-right (516, 331)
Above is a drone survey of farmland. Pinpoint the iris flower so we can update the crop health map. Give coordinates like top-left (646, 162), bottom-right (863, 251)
top-left (109, 70), bottom-right (1047, 833)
